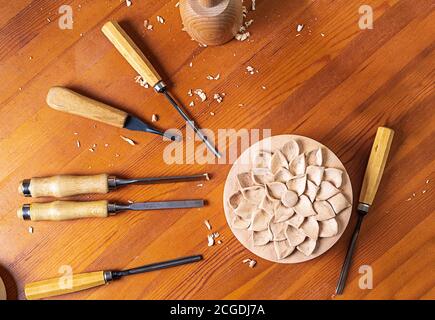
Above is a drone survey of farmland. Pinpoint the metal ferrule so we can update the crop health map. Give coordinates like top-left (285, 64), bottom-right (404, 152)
top-left (153, 80), bottom-right (167, 93)
top-left (357, 203), bottom-right (370, 215)
top-left (21, 179), bottom-right (31, 197)
top-left (103, 271), bottom-right (113, 283)
top-left (107, 176), bottom-right (117, 190)
top-left (22, 204), bottom-right (31, 220)
top-left (107, 203), bottom-right (118, 215)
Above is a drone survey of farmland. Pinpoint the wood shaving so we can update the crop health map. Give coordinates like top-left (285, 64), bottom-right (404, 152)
top-left (235, 28), bottom-right (250, 41)
top-left (175, 1), bottom-right (179, 7)
top-left (210, 112), bottom-right (215, 116)
top-left (134, 75), bottom-right (149, 88)
top-left (207, 234), bottom-right (215, 246)
top-left (125, 0), bottom-right (132, 7)
top-left (242, 258), bottom-right (257, 268)
top-left (217, 240), bottom-right (222, 244)
top-left (151, 114), bottom-right (158, 122)
top-left (189, 61), bottom-right (193, 67)
top-left (28, 226), bottom-right (33, 234)
top-left (246, 65), bottom-right (257, 74)
top-left (197, 183), bottom-right (203, 187)
top-left (242, 6), bottom-right (248, 18)
top-left (187, 89), bottom-right (193, 97)
top-left (194, 89), bottom-right (207, 102)
top-left (206, 74), bottom-right (220, 80)
top-left (189, 101), bottom-right (195, 107)
top-left (120, 135), bottom-right (136, 145)
top-left (245, 19), bottom-right (254, 28)
top-left (88, 148), bottom-right (94, 152)
top-left (213, 93), bottom-right (224, 103)
top-left (204, 220), bottom-right (212, 230)
top-left (251, 0), bottom-right (256, 11)
top-left (157, 16), bottom-right (165, 24)
top-left (76, 140), bottom-right (80, 148)
top-left (104, 143), bottom-right (109, 147)
top-left (297, 24), bottom-right (304, 32)
top-left (199, 43), bottom-right (208, 47)
top-left (144, 20), bottom-right (153, 31)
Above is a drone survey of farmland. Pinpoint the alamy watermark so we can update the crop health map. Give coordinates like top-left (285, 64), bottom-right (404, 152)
top-left (359, 5), bottom-right (374, 30)
top-left (58, 5), bottom-right (73, 30)
top-left (358, 265), bottom-right (374, 290)
top-left (162, 125), bottom-right (272, 165)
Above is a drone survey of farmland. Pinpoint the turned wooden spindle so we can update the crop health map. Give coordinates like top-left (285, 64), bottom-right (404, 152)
top-left (180, 0), bottom-right (243, 46)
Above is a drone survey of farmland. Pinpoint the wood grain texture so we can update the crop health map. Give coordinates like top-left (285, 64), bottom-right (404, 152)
top-left (20, 174), bottom-right (109, 198)
top-left (0, 0), bottom-right (434, 300)
top-left (18, 200), bottom-right (109, 221)
top-left (180, 0), bottom-right (243, 45)
top-left (359, 127), bottom-right (394, 205)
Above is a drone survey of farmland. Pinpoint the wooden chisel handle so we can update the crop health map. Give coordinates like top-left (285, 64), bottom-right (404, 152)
top-left (102, 21), bottom-right (163, 89)
top-left (17, 200), bottom-right (109, 221)
top-left (25, 271), bottom-right (107, 300)
top-left (46, 87), bottom-right (128, 128)
top-left (359, 127), bottom-right (395, 205)
top-left (19, 174), bottom-right (109, 198)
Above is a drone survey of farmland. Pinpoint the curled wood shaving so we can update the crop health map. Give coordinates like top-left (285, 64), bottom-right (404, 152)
top-left (134, 75), bottom-right (149, 88)
top-left (204, 220), bottom-right (212, 230)
top-left (120, 135), bottom-right (136, 145)
top-left (194, 89), bottom-right (207, 102)
top-left (242, 258), bottom-right (257, 268)
top-left (157, 16), bottom-right (165, 24)
top-left (207, 234), bottom-right (215, 246)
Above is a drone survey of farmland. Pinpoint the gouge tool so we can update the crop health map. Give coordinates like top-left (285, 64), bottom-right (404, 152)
top-left (101, 21), bottom-right (221, 158)
top-left (17, 199), bottom-right (205, 221)
top-left (19, 173), bottom-right (209, 198)
top-left (335, 127), bottom-right (394, 295)
top-left (46, 86), bottom-right (179, 141)
top-left (25, 254), bottom-right (203, 300)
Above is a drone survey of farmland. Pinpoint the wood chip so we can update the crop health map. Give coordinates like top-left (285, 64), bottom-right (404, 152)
top-left (76, 140), bottom-right (80, 148)
top-left (194, 89), bottom-right (207, 102)
top-left (187, 89), bottom-right (193, 97)
top-left (88, 148), bottom-right (94, 152)
top-left (207, 234), bottom-right (215, 246)
top-left (297, 24), bottom-right (304, 32)
top-left (157, 16), bottom-right (165, 24)
top-left (246, 65), bottom-right (257, 74)
top-left (134, 75), bottom-right (149, 88)
top-left (28, 226), bottom-right (33, 234)
top-left (204, 220), bottom-right (212, 230)
top-left (213, 93), bottom-right (224, 103)
top-left (151, 114), bottom-right (158, 122)
top-left (125, 0), bottom-right (132, 7)
top-left (242, 258), bottom-right (257, 268)
top-left (189, 101), bottom-right (195, 107)
top-left (120, 135), bottom-right (136, 145)
top-left (206, 74), bottom-right (220, 80)
top-left (251, 0), bottom-right (256, 11)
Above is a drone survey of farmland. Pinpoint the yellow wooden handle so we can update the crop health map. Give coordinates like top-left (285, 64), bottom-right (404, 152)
top-left (25, 271), bottom-right (107, 300)
top-left (102, 21), bottom-right (162, 88)
top-left (19, 174), bottom-right (109, 198)
top-left (46, 86), bottom-right (128, 128)
top-left (17, 200), bottom-right (109, 221)
top-left (359, 127), bottom-right (395, 205)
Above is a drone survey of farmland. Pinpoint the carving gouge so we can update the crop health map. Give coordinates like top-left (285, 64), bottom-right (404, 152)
top-left (335, 127), bottom-right (394, 295)
top-left (101, 21), bottom-right (221, 158)
top-left (25, 254), bottom-right (203, 300)
top-left (46, 86), bottom-right (179, 141)
top-left (19, 173), bottom-right (209, 198)
top-left (17, 199), bottom-right (205, 221)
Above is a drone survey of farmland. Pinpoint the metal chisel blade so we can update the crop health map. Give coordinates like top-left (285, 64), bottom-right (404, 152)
top-left (127, 200), bottom-right (204, 211)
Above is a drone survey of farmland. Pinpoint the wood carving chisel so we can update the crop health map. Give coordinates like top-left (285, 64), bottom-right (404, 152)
top-left (24, 254), bottom-right (203, 300)
top-left (17, 199), bottom-right (205, 221)
top-left (101, 21), bottom-right (221, 158)
top-left (19, 173), bottom-right (209, 198)
top-left (335, 127), bottom-right (394, 295)
top-left (46, 86), bottom-right (179, 141)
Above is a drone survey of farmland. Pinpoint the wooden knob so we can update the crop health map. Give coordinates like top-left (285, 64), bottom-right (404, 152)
top-left (46, 87), bottom-right (128, 128)
top-left (25, 271), bottom-right (107, 300)
top-left (18, 174), bottom-right (109, 198)
top-left (180, 0), bottom-right (243, 46)
top-left (102, 21), bottom-right (162, 88)
top-left (359, 127), bottom-right (395, 205)
top-left (17, 200), bottom-right (109, 221)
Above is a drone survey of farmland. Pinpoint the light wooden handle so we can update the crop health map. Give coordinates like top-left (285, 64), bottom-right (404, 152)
top-left (359, 127), bottom-right (395, 205)
top-left (46, 87), bottom-right (128, 128)
top-left (102, 21), bottom-right (162, 88)
top-left (19, 174), bottom-right (109, 198)
top-left (17, 200), bottom-right (109, 221)
top-left (25, 271), bottom-right (107, 300)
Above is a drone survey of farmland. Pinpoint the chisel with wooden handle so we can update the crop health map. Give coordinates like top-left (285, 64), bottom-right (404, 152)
top-left (46, 86), bottom-right (179, 140)
top-left (335, 127), bottom-right (394, 295)
top-left (17, 199), bottom-right (205, 221)
top-left (19, 173), bottom-right (209, 198)
top-left (25, 254), bottom-right (203, 300)
top-left (101, 21), bottom-right (221, 158)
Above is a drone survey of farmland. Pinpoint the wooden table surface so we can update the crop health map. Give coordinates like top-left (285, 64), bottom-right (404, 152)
top-left (0, 0), bottom-right (434, 300)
